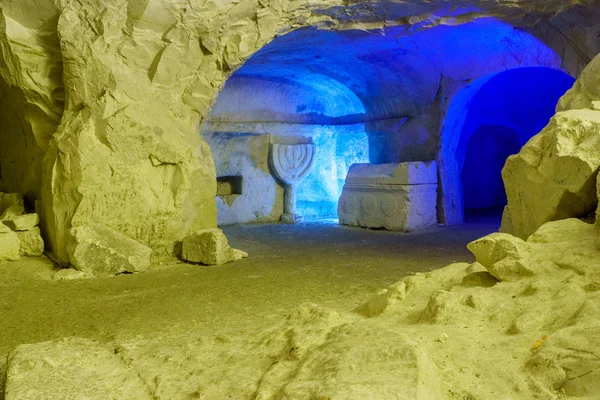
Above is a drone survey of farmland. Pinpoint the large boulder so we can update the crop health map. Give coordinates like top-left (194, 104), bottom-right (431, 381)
top-left (502, 53), bottom-right (600, 239)
top-left (0, 204), bottom-right (24, 222)
top-left (16, 227), bottom-right (44, 257)
top-left (3, 213), bottom-right (39, 231)
top-left (4, 337), bottom-right (152, 400)
top-left (502, 109), bottom-right (600, 239)
top-left (67, 224), bottom-right (152, 276)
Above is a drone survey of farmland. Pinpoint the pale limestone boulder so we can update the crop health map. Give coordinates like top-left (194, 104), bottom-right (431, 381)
top-left (16, 227), bottom-right (44, 257)
top-left (255, 303), bottom-right (444, 399)
top-left (182, 228), bottom-right (246, 265)
top-left (68, 224), bottom-right (152, 276)
top-left (557, 53), bottom-right (600, 112)
top-left (3, 213), bottom-right (39, 231)
top-left (0, 205), bottom-right (24, 221)
top-left (502, 53), bottom-right (600, 239)
top-left (4, 337), bottom-right (152, 400)
top-left (502, 109), bottom-right (600, 239)
top-left (0, 226), bottom-right (20, 261)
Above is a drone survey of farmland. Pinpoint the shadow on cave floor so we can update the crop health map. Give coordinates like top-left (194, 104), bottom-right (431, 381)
top-left (0, 218), bottom-right (499, 356)
top-left (463, 207), bottom-right (504, 226)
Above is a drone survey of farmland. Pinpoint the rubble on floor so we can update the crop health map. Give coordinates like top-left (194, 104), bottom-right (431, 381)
top-left (3, 218), bottom-right (600, 399)
top-left (0, 193), bottom-right (44, 260)
top-left (67, 224), bottom-right (152, 276)
top-left (182, 228), bottom-right (248, 265)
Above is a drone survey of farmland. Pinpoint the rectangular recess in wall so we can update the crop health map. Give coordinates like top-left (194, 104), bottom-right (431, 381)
top-left (216, 176), bottom-right (243, 196)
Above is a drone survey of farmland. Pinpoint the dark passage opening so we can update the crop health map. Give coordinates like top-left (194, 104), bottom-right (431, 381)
top-left (461, 124), bottom-right (521, 220)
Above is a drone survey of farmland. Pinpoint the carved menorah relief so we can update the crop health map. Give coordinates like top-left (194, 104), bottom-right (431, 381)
top-left (270, 138), bottom-right (316, 223)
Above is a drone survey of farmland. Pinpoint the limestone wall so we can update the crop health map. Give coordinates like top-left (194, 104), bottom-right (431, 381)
top-left (202, 123), bottom-right (368, 224)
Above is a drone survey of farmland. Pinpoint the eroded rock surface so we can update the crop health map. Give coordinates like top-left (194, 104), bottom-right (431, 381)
top-left (4, 337), bottom-right (152, 400)
top-left (68, 224), bottom-right (152, 276)
top-left (3, 218), bottom-right (600, 399)
top-left (3, 214), bottom-right (39, 232)
top-left (182, 228), bottom-right (247, 265)
top-left (16, 227), bottom-right (44, 257)
top-left (502, 52), bottom-right (600, 239)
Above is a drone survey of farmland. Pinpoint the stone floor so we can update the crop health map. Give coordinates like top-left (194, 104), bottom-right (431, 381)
top-left (0, 215), bottom-right (499, 358)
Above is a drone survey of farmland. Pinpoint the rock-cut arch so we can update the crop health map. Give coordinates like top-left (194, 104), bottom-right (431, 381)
top-left (438, 67), bottom-right (576, 225)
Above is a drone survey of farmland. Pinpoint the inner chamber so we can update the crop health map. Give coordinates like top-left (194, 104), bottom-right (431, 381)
top-left (201, 20), bottom-right (574, 227)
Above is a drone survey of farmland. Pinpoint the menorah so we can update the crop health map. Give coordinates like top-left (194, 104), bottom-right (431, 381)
top-left (270, 142), bottom-right (316, 223)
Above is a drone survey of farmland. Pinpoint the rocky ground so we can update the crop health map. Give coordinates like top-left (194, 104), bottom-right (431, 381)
top-left (0, 218), bottom-right (496, 399)
top-left (3, 215), bottom-right (600, 399)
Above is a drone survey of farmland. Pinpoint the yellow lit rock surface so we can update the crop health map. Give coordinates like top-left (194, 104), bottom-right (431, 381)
top-left (3, 214), bottom-right (39, 232)
top-left (0, 227), bottom-right (19, 261)
top-left (3, 219), bottom-right (600, 399)
top-left (15, 227), bottom-right (44, 257)
top-left (67, 224), bottom-right (152, 276)
top-left (502, 53), bottom-right (600, 239)
top-left (0, 0), bottom-right (600, 398)
top-left (4, 337), bottom-right (152, 400)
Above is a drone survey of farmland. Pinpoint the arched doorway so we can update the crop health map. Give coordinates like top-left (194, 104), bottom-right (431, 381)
top-left (439, 67), bottom-right (576, 225)
top-left (204, 21), bottom-right (570, 227)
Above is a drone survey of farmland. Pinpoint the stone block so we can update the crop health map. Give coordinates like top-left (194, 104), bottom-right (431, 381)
top-left (344, 161), bottom-right (437, 185)
top-left (3, 214), bottom-right (39, 231)
top-left (0, 205), bottom-right (24, 222)
top-left (16, 227), bottom-right (44, 257)
top-left (182, 228), bottom-right (242, 265)
top-left (338, 162), bottom-right (438, 232)
top-left (0, 230), bottom-right (20, 261)
top-left (503, 84), bottom-right (600, 238)
top-left (233, 248), bottom-right (249, 261)
top-left (467, 233), bottom-right (534, 282)
top-left (68, 224), bottom-right (152, 276)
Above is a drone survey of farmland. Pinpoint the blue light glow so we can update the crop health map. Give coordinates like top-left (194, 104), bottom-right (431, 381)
top-left (205, 18), bottom-right (572, 224)
top-left (454, 68), bottom-right (575, 213)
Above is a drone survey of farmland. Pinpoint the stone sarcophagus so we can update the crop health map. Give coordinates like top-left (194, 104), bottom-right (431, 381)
top-left (338, 161), bottom-right (438, 231)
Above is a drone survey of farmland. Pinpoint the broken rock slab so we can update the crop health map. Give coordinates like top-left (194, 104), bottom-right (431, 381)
top-left (0, 205), bottom-right (24, 222)
top-left (182, 228), bottom-right (247, 265)
top-left (68, 224), bottom-right (152, 276)
top-left (16, 227), bottom-right (44, 257)
top-left (4, 337), bottom-right (153, 400)
top-left (502, 53), bottom-right (600, 239)
top-left (3, 213), bottom-right (39, 231)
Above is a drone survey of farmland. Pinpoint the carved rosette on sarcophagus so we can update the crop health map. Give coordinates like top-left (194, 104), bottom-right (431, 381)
top-left (338, 161), bottom-right (438, 231)
top-left (270, 138), bottom-right (316, 223)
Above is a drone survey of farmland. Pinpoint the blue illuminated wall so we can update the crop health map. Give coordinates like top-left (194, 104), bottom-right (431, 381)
top-left (452, 68), bottom-right (575, 215)
top-left (461, 125), bottom-right (521, 210)
top-left (204, 18), bottom-right (570, 225)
